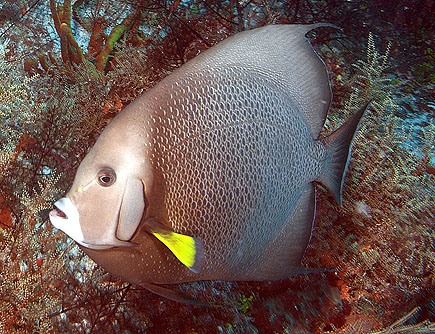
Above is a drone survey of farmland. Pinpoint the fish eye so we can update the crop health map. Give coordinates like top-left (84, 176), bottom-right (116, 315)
top-left (96, 167), bottom-right (116, 187)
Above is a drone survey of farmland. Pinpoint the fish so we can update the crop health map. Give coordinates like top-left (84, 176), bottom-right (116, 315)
top-left (49, 23), bottom-right (368, 302)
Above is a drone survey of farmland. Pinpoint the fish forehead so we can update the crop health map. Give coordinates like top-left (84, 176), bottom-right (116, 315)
top-left (143, 65), bottom-right (325, 277)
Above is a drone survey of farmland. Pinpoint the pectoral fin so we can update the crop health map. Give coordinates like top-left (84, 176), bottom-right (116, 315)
top-left (143, 219), bottom-right (205, 273)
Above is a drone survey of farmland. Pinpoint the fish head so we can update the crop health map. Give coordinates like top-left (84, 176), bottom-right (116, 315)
top-left (49, 131), bottom-right (152, 250)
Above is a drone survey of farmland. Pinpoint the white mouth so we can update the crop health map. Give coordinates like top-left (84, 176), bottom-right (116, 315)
top-left (49, 197), bottom-right (85, 244)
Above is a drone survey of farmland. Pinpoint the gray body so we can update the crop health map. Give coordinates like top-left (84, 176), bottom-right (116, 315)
top-left (50, 24), bottom-right (364, 292)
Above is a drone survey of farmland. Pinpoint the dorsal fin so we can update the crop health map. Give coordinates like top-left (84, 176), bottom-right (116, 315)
top-left (182, 23), bottom-right (335, 138)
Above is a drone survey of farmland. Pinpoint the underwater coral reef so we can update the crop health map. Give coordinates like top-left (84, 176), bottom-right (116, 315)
top-left (0, 1), bottom-right (433, 333)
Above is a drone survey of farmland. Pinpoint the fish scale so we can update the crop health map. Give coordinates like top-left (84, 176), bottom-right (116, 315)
top-left (145, 65), bottom-right (324, 279)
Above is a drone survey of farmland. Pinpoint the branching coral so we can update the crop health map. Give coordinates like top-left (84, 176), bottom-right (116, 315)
top-left (0, 42), bottom-right (68, 332)
top-left (0, 4), bottom-right (184, 331)
top-left (0, 30), bottom-right (143, 330)
top-left (304, 31), bottom-right (434, 333)
top-left (46, 0), bottom-right (143, 72)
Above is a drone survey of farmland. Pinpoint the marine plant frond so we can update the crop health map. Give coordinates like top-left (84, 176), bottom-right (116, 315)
top-left (0, 43), bottom-right (37, 123)
top-left (18, 172), bottom-right (63, 221)
top-left (369, 307), bottom-right (435, 334)
top-left (365, 32), bottom-right (392, 79)
top-left (346, 32), bottom-right (399, 117)
top-left (0, 40), bottom-right (78, 331)
top-left (0, 138), bottom-right (16, 174)
top-left (322, 32), bottom-right (402, 139)
top-left (106, 46), bottom-right (152, 101)
top-left (0, 76), bottom-right (32, 109)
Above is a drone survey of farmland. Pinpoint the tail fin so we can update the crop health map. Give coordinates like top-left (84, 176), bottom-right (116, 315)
top-left (318, 101), bottom-right (371, 206)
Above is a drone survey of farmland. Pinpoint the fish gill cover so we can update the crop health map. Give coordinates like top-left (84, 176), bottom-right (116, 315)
top-left (0, 0), bottom-right (433, 333)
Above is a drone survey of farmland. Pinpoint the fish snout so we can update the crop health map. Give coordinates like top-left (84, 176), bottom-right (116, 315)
top-left (49, 197), bottom-right (85, 242)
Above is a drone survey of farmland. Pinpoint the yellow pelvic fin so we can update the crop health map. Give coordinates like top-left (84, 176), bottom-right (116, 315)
top-left (152, 230), bottom-right (204, 273)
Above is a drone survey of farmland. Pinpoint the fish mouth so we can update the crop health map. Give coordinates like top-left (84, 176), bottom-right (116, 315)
top-left (50, 206), bottom-right (68, 219)
top-left (49, 197), bottom-right (84, 243)
top-left (49, 199), bottom-right (70, 220)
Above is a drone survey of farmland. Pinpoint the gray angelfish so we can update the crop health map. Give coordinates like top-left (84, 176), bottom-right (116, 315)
top-left (50, 23), bottom-right (368, 302)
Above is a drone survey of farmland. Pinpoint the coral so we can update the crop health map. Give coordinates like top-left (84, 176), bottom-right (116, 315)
top-left (47, 0), bottom-right (143, 73)
top-left (0, 42), bottom-right (67, 332)
top-left (302, 31), bottom-right (434, 333)
top-left (0, 31), bottom-right (152, 331)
